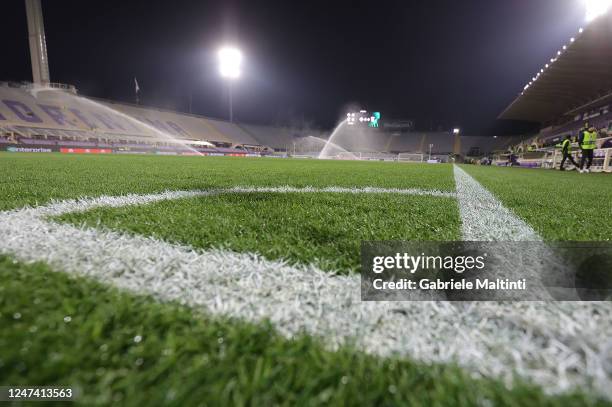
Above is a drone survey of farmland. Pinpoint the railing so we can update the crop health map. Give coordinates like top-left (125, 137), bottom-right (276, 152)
top-left (0, 81), bottom-right (77, 94)
top-left (551, 148), bottom-right (612, 172)
top-left (46, 82), bottom-right (77, 93)
top-left (496, 148), bottom-right (612, 172)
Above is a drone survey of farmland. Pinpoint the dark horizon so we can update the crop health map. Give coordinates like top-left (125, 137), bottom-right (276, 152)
top-left (1, 0), bottom-right (587, 135)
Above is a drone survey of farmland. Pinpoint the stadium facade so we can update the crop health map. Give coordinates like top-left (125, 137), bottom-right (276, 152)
top-left (499, 9), bottom-right (612, 171)
top-left (0, 82), bottom-right (519, 159)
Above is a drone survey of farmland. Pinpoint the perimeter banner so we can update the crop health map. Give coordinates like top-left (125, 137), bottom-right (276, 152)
top-left (361, 241), bottom-right (612, 301)
top-left (60, 148), bottom-right (112, 154)
top-left (5, 146), bottom-right (56, 153)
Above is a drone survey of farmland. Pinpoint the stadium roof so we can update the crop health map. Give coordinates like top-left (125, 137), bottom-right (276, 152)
top-left (499, 11), bottom-right (612, 123)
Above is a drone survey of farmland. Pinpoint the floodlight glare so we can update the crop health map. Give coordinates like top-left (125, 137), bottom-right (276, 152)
top-left (453, 128), bottom-right (461, 134)
top-left (584, 0), bottom-right (612, 22)
top-left (218, 47), bottom-right (243, 79)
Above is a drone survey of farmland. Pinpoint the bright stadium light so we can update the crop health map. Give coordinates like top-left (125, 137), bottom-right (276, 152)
top-left (218, 46), bottom-right (242, 79)
top-left (584, 0), bottom-right (612, 22)
top-left (218, 46), bottom-right (242, 122)
top-left (453, 128), bottom-right (461, 135)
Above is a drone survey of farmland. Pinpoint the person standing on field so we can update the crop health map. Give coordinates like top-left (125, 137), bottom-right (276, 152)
top-left (559, 134), bottom-right (578, 171)
top-left (579, 126), bottom-right (598, 173)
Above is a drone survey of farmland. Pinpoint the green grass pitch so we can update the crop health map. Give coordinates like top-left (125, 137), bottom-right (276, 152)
top-left (1, 152), bottom-right (611, 406)
top-left (57, 192), bottom-right (460, 273)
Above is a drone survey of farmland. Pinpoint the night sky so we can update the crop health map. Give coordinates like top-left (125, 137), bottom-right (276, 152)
top-left (1, 0), bottom-right (587, 135)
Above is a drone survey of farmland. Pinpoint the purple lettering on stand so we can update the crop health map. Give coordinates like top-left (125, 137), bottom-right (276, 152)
top-left (38, 104), bottom-right (73, 126)
top-left (91, 112), bottom-right (126, 131)
top-left (69, 108), bottom-right (97, 128)
top-left (3, 100), bottom-right (43, 123)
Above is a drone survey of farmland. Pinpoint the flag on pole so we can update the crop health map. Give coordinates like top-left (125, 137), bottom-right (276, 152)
top-left (134, 78), bottom-right (140, 104)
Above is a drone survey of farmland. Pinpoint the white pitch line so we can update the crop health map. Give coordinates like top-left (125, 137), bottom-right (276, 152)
top-left (451, 165), bottom-right (612, 394)
top-left (452, 165), bottom-right (557, 299)
top-left (29, 190), bottom-right (215, 218)
top-left (453, 165), bottom-right (541, 241)
top-left (0, 189), bottom-right (610, 399)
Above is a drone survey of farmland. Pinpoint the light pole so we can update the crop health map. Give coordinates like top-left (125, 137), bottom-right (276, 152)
top-left (452, 127), bottom-right (461, 156)
top-left (428, 143), bottom-right (434, 161)
top-left (228, 81), bottom-right (233, 122)
top-left (218, 46), bottom-right (242, 122)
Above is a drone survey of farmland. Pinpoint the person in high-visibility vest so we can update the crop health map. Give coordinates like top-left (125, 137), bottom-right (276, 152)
top-left (559, 134), bottom-right (578, 171)
top-left (579, 126), bottom-right (598, 173)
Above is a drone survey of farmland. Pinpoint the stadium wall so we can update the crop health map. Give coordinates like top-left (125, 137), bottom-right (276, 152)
top-left (0, 84), bottom-right (518, 157)
top-left (0, 84), bottom-right (249, 146)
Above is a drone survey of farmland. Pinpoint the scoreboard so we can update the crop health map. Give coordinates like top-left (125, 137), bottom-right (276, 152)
top-left (346, 110), bottom-right (381, 128)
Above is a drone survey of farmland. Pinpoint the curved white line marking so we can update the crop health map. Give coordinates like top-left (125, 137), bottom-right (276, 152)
top-left (0, 187), bottom-right (610, 399)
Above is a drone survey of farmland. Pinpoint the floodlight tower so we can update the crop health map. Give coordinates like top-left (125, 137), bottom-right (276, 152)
top-left (25, 0), bottom-right (51, 85)
top-left (218, 46), bottom-right (242, 122)
top-left (452, 128), bottom-right (461, 155)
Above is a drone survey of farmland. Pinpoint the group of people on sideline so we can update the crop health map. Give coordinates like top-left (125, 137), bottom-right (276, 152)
top-left (558, 123), bottom-right (599, 173)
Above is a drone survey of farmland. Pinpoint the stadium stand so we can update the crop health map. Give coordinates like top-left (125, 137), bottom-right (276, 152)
top-left (0, 82), bottom-right (272, 156)
top-left (239, 124), bottom-right (297, 150)
top-left (244, 125), bottom-right (293, 148)
top-left (239, 124), bottom-right (332, 153)
top-left (460, 136), bottom-right (523, 155)
top-left (498, 9), bottom-right (612, 172)
top-left (499, 11), bottom-right (612, 125)
top-left (204, 118), bottom-right (260, 145)
top-left (387, 133), bottom-right (423, 153)
top-left (0, 81), bottom-right (523, 160)
top-left (386, 132), bottom-right (516, 156)
top-left (425, 132), bottom-right (455, 154)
